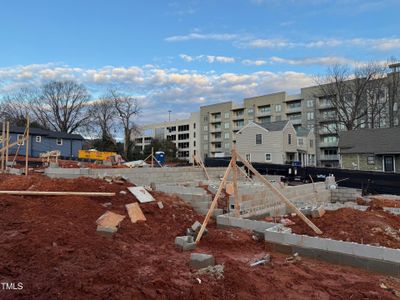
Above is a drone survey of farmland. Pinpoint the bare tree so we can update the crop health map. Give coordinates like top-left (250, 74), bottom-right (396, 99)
top-left (0, 88), bottom-right (37, 126)
top-left (106, 89), bottom-right (140, 158)
top-left (32, 80), bottom-right (91, 133)
top-left (315, 62), bottom-right (388, 132)
top-left (87, 97), bottom-right (117, 143)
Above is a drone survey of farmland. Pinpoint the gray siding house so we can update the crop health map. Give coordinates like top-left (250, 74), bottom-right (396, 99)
top-left (339, 127), bottom-right (400, 173)
top-left (236, 120), bottom-right (316, 165)
top-left (1, 125), bottom-right (84, 158)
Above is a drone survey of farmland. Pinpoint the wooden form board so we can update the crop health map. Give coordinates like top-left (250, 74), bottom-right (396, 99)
top-left (126, 203), bottom-right (146, 223)
top-left (96, 211), bottom-right (125, 228)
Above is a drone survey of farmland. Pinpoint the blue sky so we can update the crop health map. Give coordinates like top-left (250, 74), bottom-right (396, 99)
top-left (0, 0), bottom-right (399, 123)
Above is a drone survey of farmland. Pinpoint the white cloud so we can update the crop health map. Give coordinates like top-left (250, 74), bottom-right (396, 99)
top-left (165, 33), bottom-right (238, 42)
top-left (0, 63), bottom-right (316, 124)
top-left (269, 56), bottom-right (354, 65)
top-left (168, 32), bottom-right (400, 52)
top-left (179, 54), bottom-right (235, 63)
top-left (242, 59), bottom-right (267, 66)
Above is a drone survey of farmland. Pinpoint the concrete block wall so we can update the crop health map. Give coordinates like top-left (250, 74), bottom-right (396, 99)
top-left (331, 187), bottom-right (362, 203)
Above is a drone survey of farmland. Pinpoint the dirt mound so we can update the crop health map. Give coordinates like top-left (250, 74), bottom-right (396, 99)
top-left (288, 208), bottom-right (400, 248)
top-left (0, 175), bottom-right (398, 299)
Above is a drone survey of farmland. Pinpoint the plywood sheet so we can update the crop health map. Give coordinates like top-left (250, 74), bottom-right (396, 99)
top-left (126, 203), bottom-right (147, 223)
top-left (96, 211), bottom-right (125, 228)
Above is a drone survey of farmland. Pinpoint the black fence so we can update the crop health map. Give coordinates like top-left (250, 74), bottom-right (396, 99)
top-left (205, 157), bottom-right (400, 196)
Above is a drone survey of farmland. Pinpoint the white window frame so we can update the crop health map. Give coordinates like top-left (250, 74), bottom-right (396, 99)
top-left (224, 122), bottom-right (230, 129)
top-left (245, 153), bottom-right (251, 162)
top-left (224, 112), bottom-right (230, 119)
top-left (17, 134), bottom-right (25, 146)
top-left (224, 132), bottom-right (230, 139)
top-left (265, 153), bottom-right (272, 162)
top-left (275, 104), bottom-right (282, 112)
top-left (35, 136), bottom-right (42, 143)
top-left (306, 99), bottom-right (314, 108)
top-left (56, 138), bottom-right (63, 146)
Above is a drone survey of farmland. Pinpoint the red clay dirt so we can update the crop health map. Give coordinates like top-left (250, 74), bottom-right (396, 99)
top-left (0, 174), bottom-right (399, 299)
top-left (357, 196), bottom-right (400, 209)
top-left (288, 208), bottom-right (400, 249)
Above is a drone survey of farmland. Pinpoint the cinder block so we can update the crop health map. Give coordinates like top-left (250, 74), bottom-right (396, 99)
top-left (96, 225), bottom-right (117, 237)
top-left (175, 236), bottom-right (196, 251)
top-left (189, 253), bottom-right (215, 269)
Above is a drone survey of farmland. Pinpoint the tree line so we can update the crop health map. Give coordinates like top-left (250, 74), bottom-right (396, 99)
top-left (0, 80), bottom-right (140, 159)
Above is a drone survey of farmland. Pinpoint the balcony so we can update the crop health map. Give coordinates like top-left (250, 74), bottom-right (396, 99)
top-left (210, 137), bottom-right (222, 142)
top-left (232, 114), bottom-right (244, 120)
top-left (257, 110), bottom-right (271, 117)
top-left (289, 118), bottom-right (302, 125)
top-left (286, 106), bottom-right (302, 113)
top-left (319, 141), bottom-right (338, 148)
top-left (210, 147), bottom-right (223, 152)
top-left (210, 127), bottom-right (222, 133)
top-left (210, 117), bottom-right (221, 123)
top-left (319, 154), bottom-right (340, 161)
top-left (319, 102), bottom-right (334, 109)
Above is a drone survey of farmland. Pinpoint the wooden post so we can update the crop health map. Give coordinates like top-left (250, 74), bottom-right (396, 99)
top-left (152, 148), bottom-right (154, 167)
top-left (236, 151), bottom-right (322, 235)
top-left (231, 146), bottom-right (240, 217)
top-left (1, 121), bottom-right (5, 172)
top-left (195, 159), bottom-right (233, 243)
top-left (25, 115), bottom-right (30, 176)
top-left (5, 122), bottom-right (9, 171)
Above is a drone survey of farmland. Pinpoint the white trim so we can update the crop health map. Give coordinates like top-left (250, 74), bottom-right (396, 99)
top-left (35, 136), bottom-right (42, 143)
top-left (245, 153), bottom-right (251, 162)
top-left (265, 153), bottom-right (272, 162)
top-left (56, 138), bottom-right (63, 146)
top-left (236, 121), bottom-right (269, 135)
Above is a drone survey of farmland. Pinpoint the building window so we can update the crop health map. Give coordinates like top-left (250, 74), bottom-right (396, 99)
top-left (245, 153), bottom-right (251, 161)
top-left (275, 115), bottom-right (282, 121)
top-left (224, 112), bottom-right (230, 119)
top-left (193, 141), bottom-right (196, 147)
top-left (306, 99), bottom-right (314, 108)
top-left (310, 139), bottom-right (314, 148)
top-left (224, 132), bottom-right (230, 139)
top-left (298, 138), bottom-right (303, 146)
top-left (224, 122), bottom-right (230, 129)
top-left (247, 108), bottom-right (254, 115)
top-left (17, 134), bottom-right (25, 145)
top-left (193, 123), bottom-right (196, 129)
top-left (193, 132), bottom-right (196, 138)
top-left (203, 115), bottom-right (208, 122)
top-left (56, 138), bottom-right (63, 146)
top-left (35, 136), bottom-right (42, 143)
top-left (256, 134), bottom-right (262, 145)
top-left (275, 104), bottom-right (282, 112)
top-left (288, 134), bottom-right (292, 145)
top-left (203, 135), bottom-right (208, 141)
top-left (265, 153), bottom-right (271, 162)
top-left (224, 143), bottom-right (230, 149)
top-left (307, 112), bottom-right (314, 120)
top-left (203, 125), bottom-right (208, 131)
top-left (367, 155), bottom-right (375, 165)
top-left (178, 125), bottom-right (189, 132)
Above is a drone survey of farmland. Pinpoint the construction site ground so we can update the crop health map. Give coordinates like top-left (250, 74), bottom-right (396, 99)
top-left (1, 174), bottom-right (400, 299)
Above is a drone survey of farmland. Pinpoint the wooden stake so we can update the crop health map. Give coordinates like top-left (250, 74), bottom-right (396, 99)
top-left (0, 191), bottom-right (116, 196)
top-left (193, 154), bottom-right (210, 180)
top-left (5, 122), bottom-right (9, 171)
top-left (1, 121), bottom-right (5, 172)
top-left (231, 146), bottom-right (240, 217)
top-left (195, 159), bottom-right (233, 243)
top-left (151, 147), bottom-right (154, 168)
top-left (25, 115), bottom-right (29, 176)
top-left (236, 151), bottom-right (322, 235)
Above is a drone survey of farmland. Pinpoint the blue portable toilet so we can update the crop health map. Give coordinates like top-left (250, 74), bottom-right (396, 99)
top-left (155, 151), bottom-right (165, 166)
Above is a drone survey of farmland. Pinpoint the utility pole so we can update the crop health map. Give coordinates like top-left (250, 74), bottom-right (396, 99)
top-left (388, 62), bottom-right (400, 127)
top-left (168, 110), bottom-right (172, 122)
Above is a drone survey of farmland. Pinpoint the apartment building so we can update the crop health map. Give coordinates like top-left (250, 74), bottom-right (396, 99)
top-left (139, 65), bottom-right (399, 167)
top-left (199, 92), bottom-right (313, 159)
top-left (133, 112), bottom-right (200, 163)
